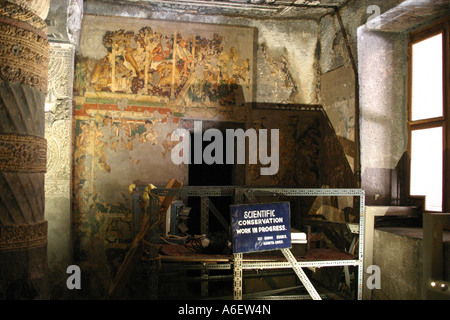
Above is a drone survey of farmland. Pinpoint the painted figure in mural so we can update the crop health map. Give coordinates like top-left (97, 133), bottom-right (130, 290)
top-left (95, 115), bottom-right (118, 151)
top-left (122, 31), bottom-right (144, 80)
top-left (114, 56), bottom-right (133, 93)
top-left (90, 55), bottom-right (112, 91)
top-left (176, 37), bottom-right (193, 78)
top-left (89, 30), bottom-right (120, 92)
top-left (74, 155), bottom-right (88, 190)
top-left (80, 26), bottom-right (253, 117)
top-left (118, 117), bottom-right (134, 151)
top-left (212, 33), bottom-right (224, 55)
top-left (152, 36), bottom-right (172, 63)
top-left (161, 132), bottom-right (178, 159)
top-left (76, 122), bottom-right (91, 152)
top-left (233, 58), bottom-right (250, 88)
top-left (156, 62), bottom-right (178, 87)
top-left (74, 58), bottom-right (88, 95)
top-left (93, 118), bottom-right (112, 173)
top-left (73, 153), bottom-right (92, 217)
top-left (140, 119), bottom-right (158, 145)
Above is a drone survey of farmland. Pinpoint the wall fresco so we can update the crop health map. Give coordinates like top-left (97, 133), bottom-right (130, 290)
top-left (246, 105), bottom-right (323, 188)
top-left (71, 15), bottom-right (356, 297)
top-left (248, 115), bottom-right (321, 187)
top-left (72, 103), bottom-right (182, 264)
top-left (72, 16), bottom-right (255, 290)
top-left (247, 104), bottom-right (358, 229)
top-left (75, 15), bottom-right (254, 119)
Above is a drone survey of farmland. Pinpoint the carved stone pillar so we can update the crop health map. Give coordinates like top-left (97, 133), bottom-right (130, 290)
top-left (44, 0), bottom-right (82, 275)
top-left (45, 42), bottom-right (74, 272)
top-left (0, 0), bottom-right (50, 299)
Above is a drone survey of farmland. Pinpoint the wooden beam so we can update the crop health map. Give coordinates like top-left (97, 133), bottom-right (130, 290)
top-left (107, 178), bottom-right (182, 299)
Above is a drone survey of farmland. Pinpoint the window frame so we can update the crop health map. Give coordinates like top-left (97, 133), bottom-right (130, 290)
top-left (407, 17), bottom-right (450, 213)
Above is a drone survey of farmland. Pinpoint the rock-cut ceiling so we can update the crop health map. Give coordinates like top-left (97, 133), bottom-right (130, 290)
top-left (102, 0), bottom-right (349, 19)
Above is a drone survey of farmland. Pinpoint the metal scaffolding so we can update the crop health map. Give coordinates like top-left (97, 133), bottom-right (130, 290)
top-left (143, 186), bottom-right (365, 300)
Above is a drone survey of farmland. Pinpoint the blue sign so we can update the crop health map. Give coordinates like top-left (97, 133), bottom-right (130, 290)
top-left (230, 202), bottom-right (291, 254)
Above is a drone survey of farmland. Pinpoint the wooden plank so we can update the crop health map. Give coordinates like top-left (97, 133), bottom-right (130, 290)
top-left (107, 179), bottom-right (182, 299)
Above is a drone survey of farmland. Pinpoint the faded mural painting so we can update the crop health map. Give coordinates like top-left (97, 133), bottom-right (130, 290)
top-left (248, 105), bottom-right (355, 190)
top-left (71, 16), bottom-right (356, 295)
top-left (72, 15), bottom-right (255, 287)
top-left (74, 16), bottom-right (254, 117)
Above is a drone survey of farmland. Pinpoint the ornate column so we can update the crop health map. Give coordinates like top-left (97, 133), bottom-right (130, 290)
top-left (0, 0), bottom-right (50, 299)
top-left (44, 0), bottom-right (82, 275)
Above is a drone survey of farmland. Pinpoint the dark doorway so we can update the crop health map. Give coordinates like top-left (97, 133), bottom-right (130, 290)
top-left (187, 130), bottom-right (233, 235)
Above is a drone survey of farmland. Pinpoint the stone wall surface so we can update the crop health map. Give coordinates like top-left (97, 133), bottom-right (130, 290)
top-left (65, 2), bottom-right (356, 298)
top-left (32, 0), bottom-right (449, 299)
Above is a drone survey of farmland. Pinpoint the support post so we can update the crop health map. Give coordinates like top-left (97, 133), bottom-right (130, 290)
top-left (233, 253), bottom-right (243, 300)
top-left (0, 0), bottom-right (50, 299)
top-left (281, 248), bottom-right (322, 300)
